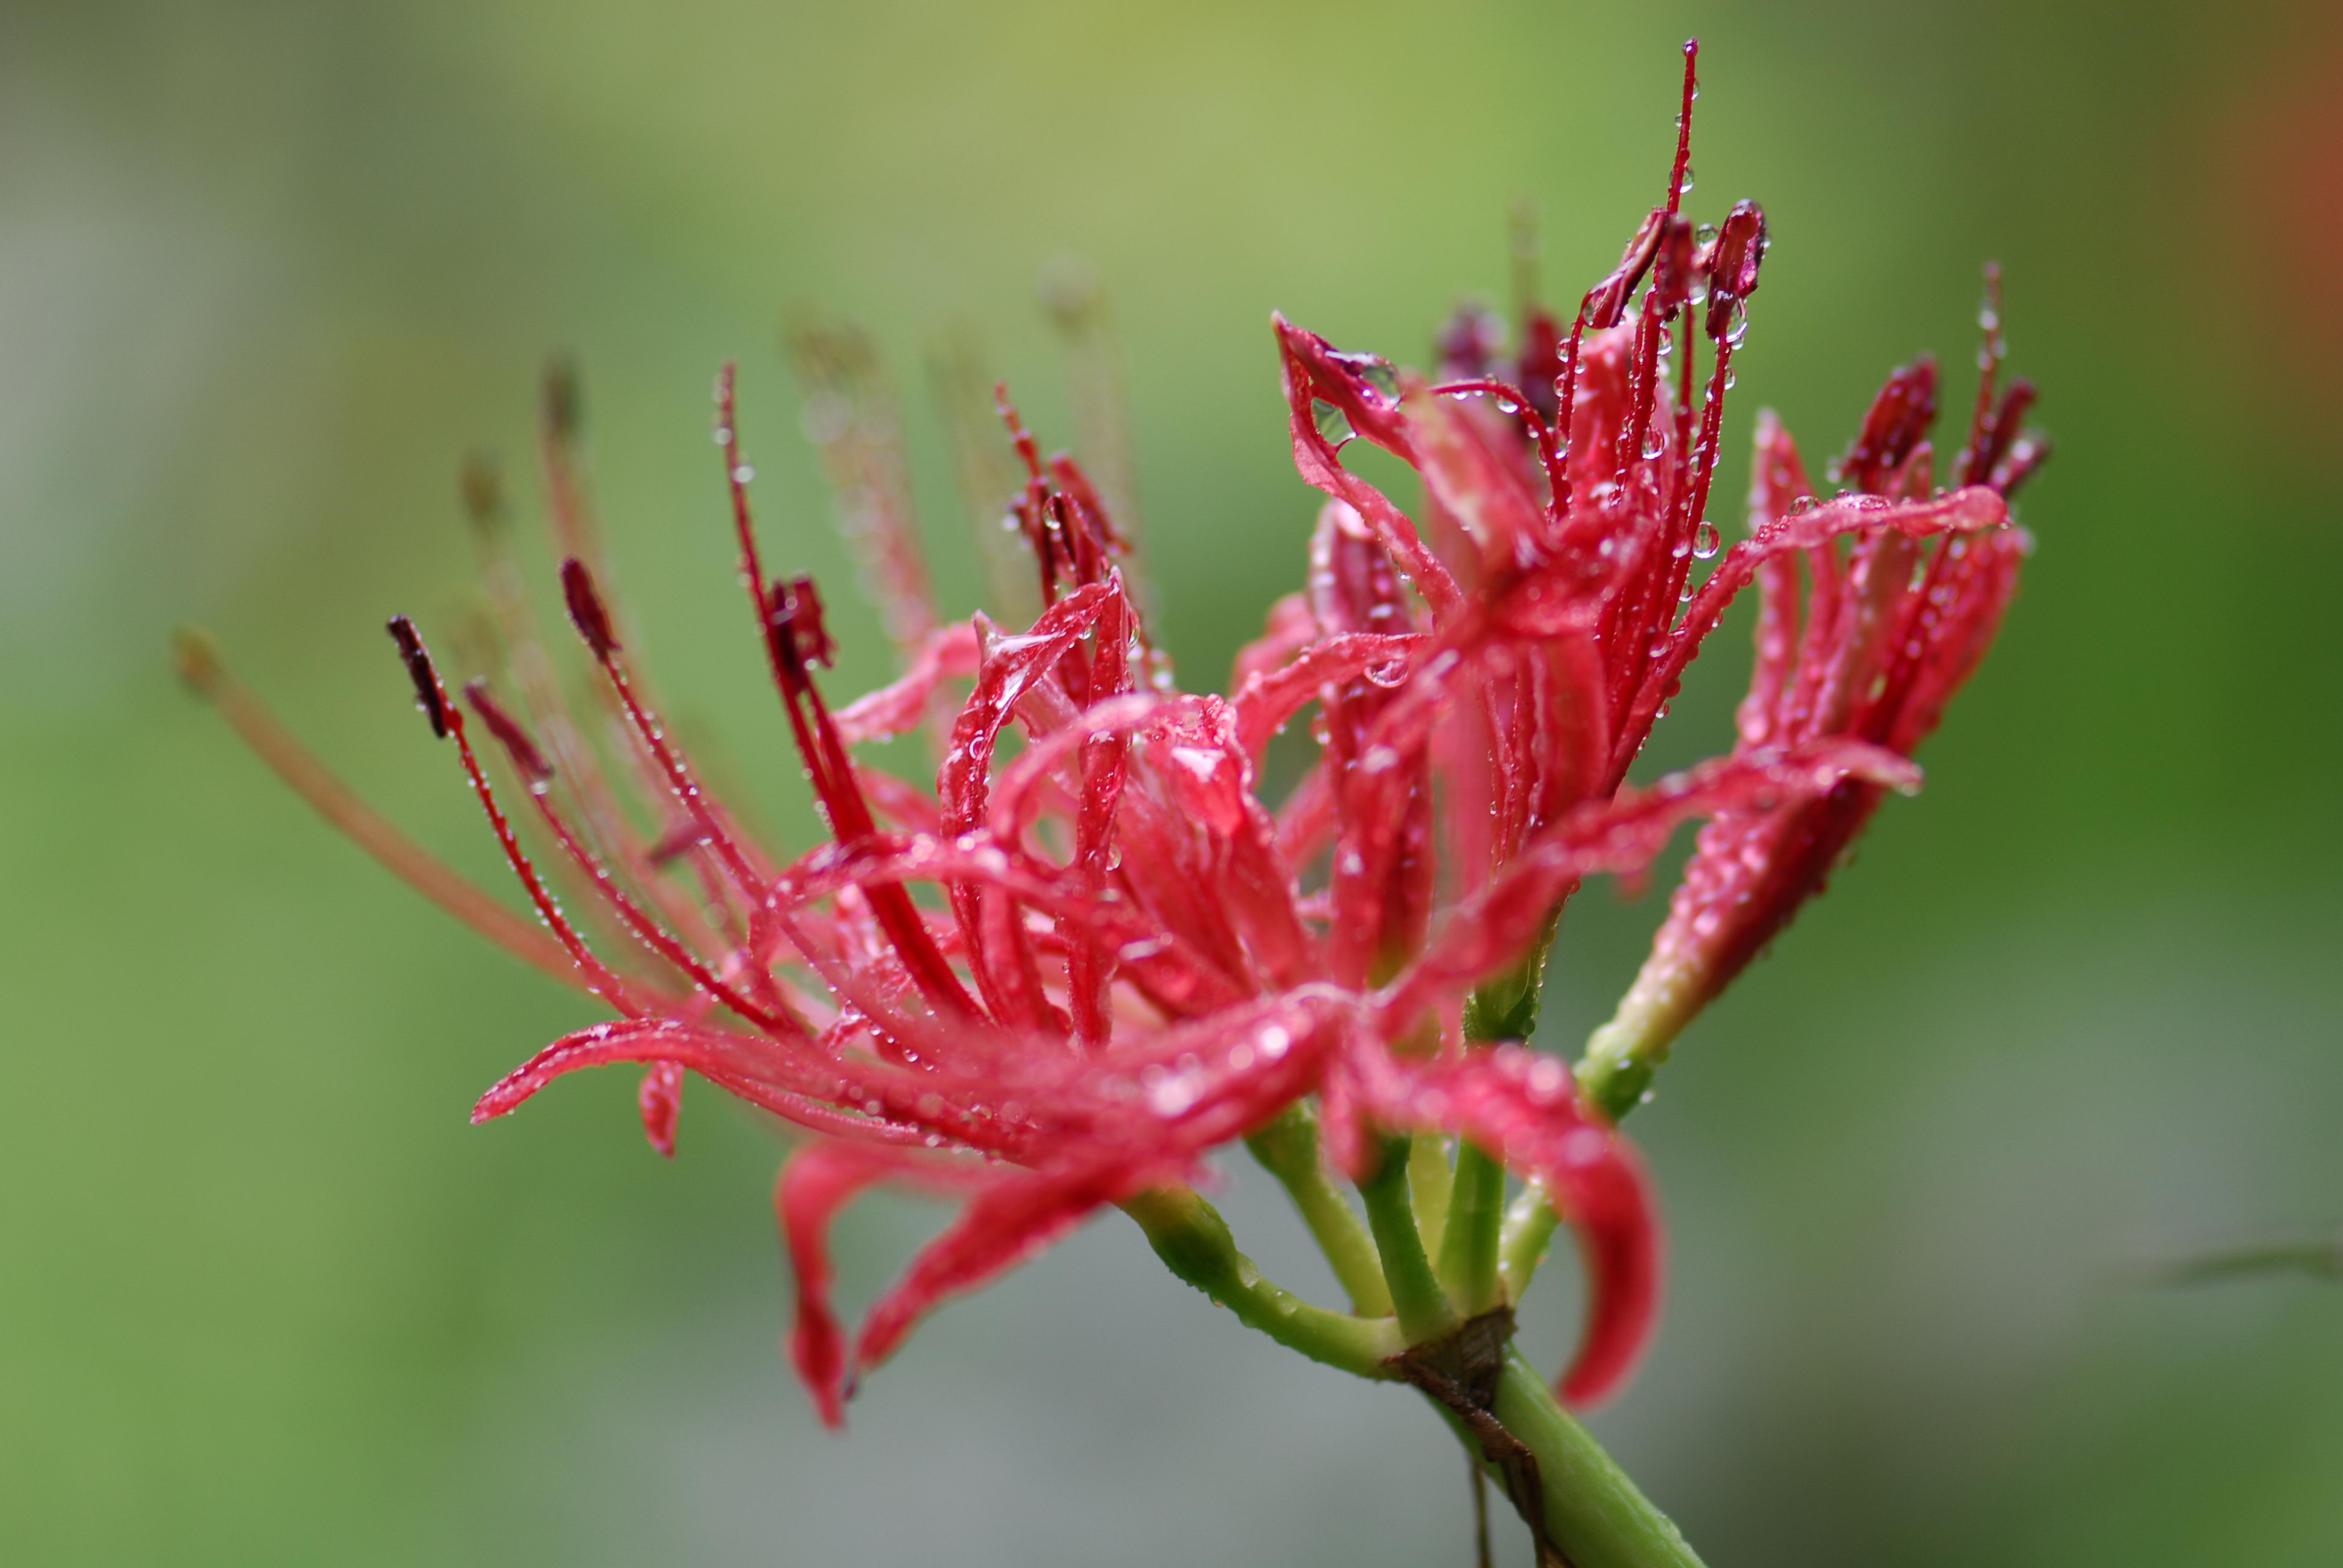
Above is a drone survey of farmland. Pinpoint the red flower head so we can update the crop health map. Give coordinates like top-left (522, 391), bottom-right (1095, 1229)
top-left (1576, 276), bottom-right (2046, 1117)
top-left (395, 354), bottom-right (1785, 1422)
top-left (182, 42), bottom-right (2036, 1437)
top-left (1261, 42), bottom-right (2040, 1128)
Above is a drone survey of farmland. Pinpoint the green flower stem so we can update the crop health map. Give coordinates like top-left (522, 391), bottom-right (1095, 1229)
top-left (1473, 1350), bottom-right (1707, 1568)
top-left (1121, 1186), bottom-right (1403, 1377)
top-left (1244, 1104), bottom-right (1394, 1316)
top-left (1430, 961), bottom-right (1553, 1315)
top-left (1436, 1140), bottom-right (1507, 1316)
top-left (1357, 1137), bottom-right (1459, 1342)
top-left (1577, 965), bottom-right (1699, 1123)
top-left (1409, 1134), bottom-right (1456, 1259)
top-left (1496, 1181), bottom-right (1562, 1302)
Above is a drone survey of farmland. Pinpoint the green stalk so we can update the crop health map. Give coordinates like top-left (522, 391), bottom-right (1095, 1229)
top-left (1496, 1181), bottom-right (1563, 1301)
top-left (1409, 1134), bottom-right (1457, 1259)
top-left (1437, 1141), bottom-right (1507, 1315)
top-left (1121, 1186), bottom-right (1402, 1377)
top-left (1245, 1104), bottom-right (1394, 1316)
top-left (1480, 1350), bottom-right (1706, 1568)
top-left (1357, 1137), bottom-right (1458, 1342)
top-left (1577, 965), bottom-right (1697, 1123)
top-left (1438, 952), bottom-right (1554, 1313)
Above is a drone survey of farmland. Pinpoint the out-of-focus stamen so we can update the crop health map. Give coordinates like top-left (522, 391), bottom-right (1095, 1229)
top-left (174, 627), bottom-right (577, 987)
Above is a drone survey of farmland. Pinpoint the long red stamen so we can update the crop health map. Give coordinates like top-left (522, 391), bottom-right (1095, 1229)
top-left (464, 680), bottom-right (801, 1035)
top-left (1550, 313), bottom-right (1589, 519)
top-left (1958, 263), bottom-right (2007, 484)
top-left (764, 577), bottom-right (982, 1018)
top-left (559, 557), bottom-right (772, 901)
top-left (994, 384), bottom-right (1063, 605)
top-left (712, 373), bottom-right (980, 1020)
top-left (1668, 39), bottom-right (1699, 216)
top-left (386, 616), bottom-right (643, 1013)
top-left (174, 628), bottom-right (577, 986)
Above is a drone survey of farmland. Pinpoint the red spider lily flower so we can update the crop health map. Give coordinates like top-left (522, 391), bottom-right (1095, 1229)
top-left (411, 355), bottom-right (1835, 1416)
top-left (325, 344), bottom-right (1890, 1422)
top-left (180, 42), bottom-right (2032, 1436)
top-left (1577, 276), bottom-right (2046, 1118)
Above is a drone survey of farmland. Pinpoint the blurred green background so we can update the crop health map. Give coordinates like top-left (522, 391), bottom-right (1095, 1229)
top-left (5, 1), bottom-right (2340, 1563)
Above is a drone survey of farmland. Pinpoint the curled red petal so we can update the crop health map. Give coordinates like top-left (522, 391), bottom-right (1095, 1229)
top-left (1230, 589), bottom-right (1320, 694)
top-left (776, 1142), bottom-right (995, 1428)
top-left (986, 691), bottom-right (1185, 851)
top-left (1383, 739), bottom-right (1919, 1030)
top-left (1614, 485), bottom-right (2008, 783)
top-left (1371, 1045), bottom-right (1660, 1407)
top-left (1230, 631), bottom-right (1423, 757)
top-left (833, 621), bottom-right (981, 745)
top-left (472, 1018), bottom-right (986, 1151)
top-left (853, 1160), bottom-right (1147, 1376)
top-left (1273, 315), bottom-right (1464, 622)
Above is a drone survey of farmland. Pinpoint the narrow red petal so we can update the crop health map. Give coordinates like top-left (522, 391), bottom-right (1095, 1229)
top-left (638, 1060), bottom-right (683, 1158)
top-left (776, 1142), bottom-right (913, 1428)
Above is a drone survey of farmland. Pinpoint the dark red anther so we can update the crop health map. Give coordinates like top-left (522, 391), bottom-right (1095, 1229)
top-left (1648, 214), bottom-right (1696, 319)
top-left (1702, 200), bottom-right (1768, 341)
top-left (1837, 358), bottom-right (1939, 492)
top-left (1965, 377), bottom-right (2037, 491)
top-left (647, 819), bottom-right (711, 866)
top-left (459, 452), bottom-right (507, 535)
top-left (1436, 303), bottom-right (1504, 382)
top-left (560, 557), bottom-right (621, 660)
top-left (1990, 431), bottom-right (2052, 498)
top-left (386, 615), bottom-right (448, 738)
top-left (764, 575), bottom-right (835, 693)
top-left (542, 354), bottom-right (583, 444)
top-left (462, 681), bottom-right (554, 782)
top-left (1515, 310), bottom-right (1565, 422)
top-left (1582, 209), bottom-right (1668, 331)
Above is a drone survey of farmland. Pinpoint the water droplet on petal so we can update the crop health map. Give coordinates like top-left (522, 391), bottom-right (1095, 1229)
top-left (1311, 397), bottom-right (1355, 448)
top-left (1693, 519), bottom-right (1721, 559)
top-left (1328, 350), bottom-right (1400, 399)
